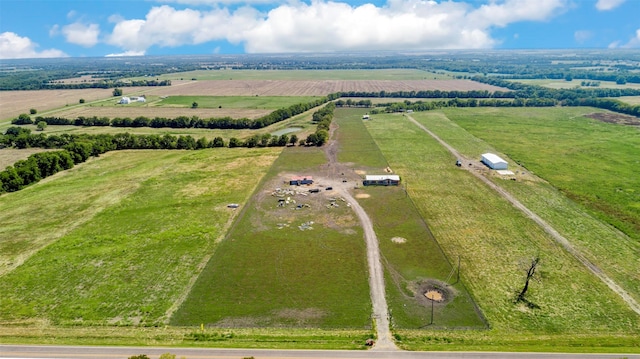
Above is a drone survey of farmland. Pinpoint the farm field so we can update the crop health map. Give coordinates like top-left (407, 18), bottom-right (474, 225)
top-left (153, 95), bottom-right (321, 109)
top-left (617, 95), bottom-right (640, 105)
top-left (138, 79), bottom-right (505, 97)
top-left (0, 88), bottom-right (126, 122)
top-left (0, 148), bottom-right (281, 324)
top-left (362, 110), bottom-right (640, 338)
top-left (140, 69), bottom-right (452, 81)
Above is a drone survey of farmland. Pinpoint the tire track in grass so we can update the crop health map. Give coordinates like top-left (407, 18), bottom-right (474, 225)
top-left (405, 114), bottom-right (640, 316)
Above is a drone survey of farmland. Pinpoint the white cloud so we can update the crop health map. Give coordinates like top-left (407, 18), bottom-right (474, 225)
top-left (621, 29), bottom-right (640, 48)
top-left (105, 0), bottom-right (568, 54)
top-left (595, 0), bottom-right (626, 11)
top-left (0, 32), bottom-right (67, 59)
top-left (62, 22), bottom-right (100, 47)
top-left (574, 30), bottom-right (592, 44)
top-left (105, 50), bottom-right (146, 57)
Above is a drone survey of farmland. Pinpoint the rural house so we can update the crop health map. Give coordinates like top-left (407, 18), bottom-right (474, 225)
top-left (363, 175), bottom-right (400, 186)
top-left (118, 96), bottom-right (130, 104)
top-left (290, 176), bottom-right (314, 185)
top-left (481, 153), bottom-right (508, 170)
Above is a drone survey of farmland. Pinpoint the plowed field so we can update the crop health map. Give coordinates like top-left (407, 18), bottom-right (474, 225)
top-left (142, 79), bottom-right (505, 96)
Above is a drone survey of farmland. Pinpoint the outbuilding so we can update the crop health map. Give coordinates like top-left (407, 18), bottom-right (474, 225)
top-left (363, 175), bottom-right (400, 186)
top-left (290, 176), bottom-right (313, 186)
top-left (119, 97), bottom-right (131, 104)
top-left (481, 153), bottom-right (508, 170)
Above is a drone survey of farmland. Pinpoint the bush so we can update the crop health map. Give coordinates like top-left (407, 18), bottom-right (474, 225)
top-left (29, 108), bottom-right (37, 114)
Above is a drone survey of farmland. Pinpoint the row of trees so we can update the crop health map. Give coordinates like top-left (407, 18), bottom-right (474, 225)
top-left (13, 95), bottom-right (338, 130)
top-left (0, 128), bottom-right (305, 194)
top-left (0, 150), bottom-right (75, 193)
top-left (472, 76), bottom-right (640, 117)
top-left (371, 97), bottom-right (558, 114)
top-left (302, 102), bottom-right (334, 146)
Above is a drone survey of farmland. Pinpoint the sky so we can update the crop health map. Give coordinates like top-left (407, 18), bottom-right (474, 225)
top-left (0, 0), bottom-right (639, 59)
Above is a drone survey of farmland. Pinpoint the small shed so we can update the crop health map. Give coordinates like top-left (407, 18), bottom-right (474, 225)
top-left (481, 153), bottom-right (508, 170)
top-left (363, 175), bottom-right (400, 186)
top-left (362, 114), bottom-right (370, 120)
top-left (290, 176), bottom-right (313, 186)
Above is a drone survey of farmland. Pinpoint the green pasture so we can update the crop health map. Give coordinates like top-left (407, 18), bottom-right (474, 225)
top-left (334, 109), bottom-right (485, 329)
top-left (138, 69), bottom-right (444, 81)
top-left (0, 148), bottom-right (280, 325)
top-left (172, 145), bottom-right (372, 329)
top-left (431, 106), bottom-right (640, 304)
top-left (154, 95), bottom-right (321, 109)
top-left (363, 111), bottom-right (640, 336)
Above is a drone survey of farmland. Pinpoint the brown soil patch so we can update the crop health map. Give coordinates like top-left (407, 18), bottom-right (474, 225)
top-left (424, 290), bottom-right (443, 302)
top-left (412, 279), bottom-right (455, 307)
top-left (585, 112), bottom-right (640, 126)
top-left (355, 193), bottom-right (370, 198)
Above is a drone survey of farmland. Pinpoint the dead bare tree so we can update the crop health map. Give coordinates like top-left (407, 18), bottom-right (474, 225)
top-left (517, 257), bottom-right (540, 303)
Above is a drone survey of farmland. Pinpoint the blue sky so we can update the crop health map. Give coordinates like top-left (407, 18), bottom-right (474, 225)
top-left (0, 0), bottom-right (638, 59)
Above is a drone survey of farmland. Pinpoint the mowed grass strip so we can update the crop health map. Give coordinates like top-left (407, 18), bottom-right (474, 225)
top-left (363, 112), bottom-right (640, 335)
top-left (334, 109), bottom-right (485, 329)
top-left (433, 107), bottom-right (640, 304)
top-left (0, 148), bottom-right (280, 325)
top-left (172, 145), bottom-right (372, 329)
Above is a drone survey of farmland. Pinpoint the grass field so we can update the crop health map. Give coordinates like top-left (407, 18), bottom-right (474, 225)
top-left (172, 145), bottom-right (372, 329)
top-left (334, 109), bottom-right (486, 329)
top-left (362, 110), bottom-right (640, 337)
top-left (0, 148), bottom-right (280, 325)
top-left (430, 107), bottom-right (640, 306)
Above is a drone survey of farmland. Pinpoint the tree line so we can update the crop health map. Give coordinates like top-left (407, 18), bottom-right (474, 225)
top-left (13, 95), bottom-right (338, 130)
top-left (0, 128), bottom-right (298, 194)
top-left (1, 102), bottom-right (338, 194)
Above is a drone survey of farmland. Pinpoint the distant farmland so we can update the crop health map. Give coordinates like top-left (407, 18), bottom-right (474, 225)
top-left (141, 79), bottom-right (505, 97)
top-left (51, 106), bottom-right (271, 120)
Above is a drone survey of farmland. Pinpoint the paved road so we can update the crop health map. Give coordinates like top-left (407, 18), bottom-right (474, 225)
top-left (405, 114), bottom-right (640, 316)
top-left (2, 345), bottom-right (639, 359)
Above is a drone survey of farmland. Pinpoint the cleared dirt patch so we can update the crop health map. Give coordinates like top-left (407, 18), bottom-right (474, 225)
top-left (585, 112), bottom-right (640, 127)
top-left (355, 193), bottom-right (370, 198)
top-left (412, 279), bottom-right (455, 306)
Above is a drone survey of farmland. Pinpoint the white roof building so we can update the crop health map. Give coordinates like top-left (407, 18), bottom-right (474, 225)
top-left (119, 97), bottom-right (130, 104)
top-left (481, 153), bottom-right (508, 170)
